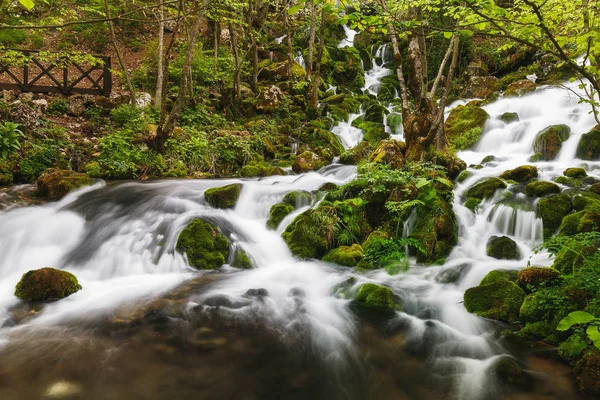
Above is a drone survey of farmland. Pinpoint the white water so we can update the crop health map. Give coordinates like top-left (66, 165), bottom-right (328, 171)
top-left (294, 51), bottom-right (306, 70)
top-left (331, 112), bottom-right (364, 149)
top-left (363, 44), bottom-right (392, 95)
top-left (338, 25), bottom-right (358, 48)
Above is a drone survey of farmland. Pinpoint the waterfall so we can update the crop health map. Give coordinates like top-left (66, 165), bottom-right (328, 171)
top-left (294, 51), bottom-right (306, 69)
top-left (338, 25), bottom-right (358, 48)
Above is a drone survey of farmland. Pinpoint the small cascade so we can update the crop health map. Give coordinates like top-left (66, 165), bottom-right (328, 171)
top-left (487, 203), bottom-right (543, 245)
top-left (275, 35), bottom-right (286, 44)
top-left (331, 112), bottom-right (364, 150)
top-left (363, 44), bottom-right (392, 95)
top-left (294, 51), bottom-right (306, 69)
top-left (338, 25), bottom-right (358, 48)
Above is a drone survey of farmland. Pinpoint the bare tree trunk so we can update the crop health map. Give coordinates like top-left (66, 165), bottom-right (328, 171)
top-left (306, 0), bottom-right (316, 80)
top-left (284, 0), bottom-right (293, 78)
top-left (230, 23), bottom-right (242, 104)
top-left (155, 2), bottom-right (164, 110)
top-left (213, 20), bottom-right (220, 71)
top-left (104, 0), bottom-right (135, 101)
top-left (309, 7), bottom-right (325, 108)
top-left (152, 0), bottom-right (209, 151)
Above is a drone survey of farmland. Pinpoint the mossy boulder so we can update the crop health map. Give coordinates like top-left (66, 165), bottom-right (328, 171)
top-left (267, 203), bottom-right (295, 230)
top-left (354, 283), bottom-right (398, 310)
top-left (487, 236), bottom-right (520, 260)
top-left (491, 357), bottom-right (535, 391)
top-left (339, 141), bottom-right (372, 165)
top-left (14, 268), bottom-right (81, 302)
top-left (518, 288), bottom-right (575, 323)
top-left (356, 121), bottom-right (389, 145)
top-left (240, 165), bottom-right (262, 177)
top-left (456, 170), bottom-right (473, 183)
top-left (517, 267), bottom-right (561, 291)
top-left (369, 139), bottom-right (405, 169)
top-left (464, 177), bottom-right (507, 200)
top-left (282, 190), bottom-right (312, 208)
top-left (500, 112), bottom-right (519, 124)
top-left (564, 168), bottom-right (587, 179)
top-left (464, 280), bottom-right (526, 322)
top-left (176, 219), bottom-right (230, 269)
top-left (364, 101), bottom-right (386, 123)
top-left (575, 350), bottom-right (600, 395)
top-left (576, 125), bottom-right (600, 161)
top-left (464, 197), bottom-right (481, 212)
top-left (559, 210), bottom-right (600, 236)
top-left (232, 248), bottom-right (252, 269)
top-left (322, 244), bottom-right (364, 267)
top-left (499, 165), bottom-right (538, 183)
top-left (282, 208), bottom-right (332, 259)
top-left (504, 79), bottom-right (536, 97)
top-left (591, 183), bottom-right (600, 195)
top-left (204, 184), bottom-right (242, 209)
top-left (518, 321), bottom-right (554, 341)
top-left (292, 151), bottom-right (327, 173)
top-left (410, 198), bottom-right (458, 264)
top-left (444, 104), bottom-right (490, 150)
top-left (524, 181), bottom-right (560, 197)
top-left (479, 269), bottom-right (519, 286)
top-left (538, 193), bottom-right (572, 237)
top-left (533, 125), bottom-right (570, 160)
top-left (36, 168), bottom-right (92, 200)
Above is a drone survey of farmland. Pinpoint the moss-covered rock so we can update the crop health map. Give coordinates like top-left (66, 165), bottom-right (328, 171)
top-left (464, 177), bottom-right (507, 200)
top-left (369, 139), bottom-right (405, 168)
top-left (591, 183), bottom-right (600, 195)
top-left (204, 184), bottom-right (242, 209)
top-left (500, 112), bottom-right (519, 124)
top-left (354, 283), bottom-right (398, 310)
top-left (487, 236), bottom-right (520, 260)
top-left (282, 190), bottom-right (312, 208)
top-left (176, 219), bottom-right (230, 269)
top-left (517, 267), bottom-right (561, 291)
top-left (519, 288), bottom-right (574, 323)
top-left (456, 170), bottom-right (473, 183)
top-left (240, 165), bottom-right (262, 177)
top-left (322, 244), bottom-right (364, 267)
top-left (292, 151), bottom-right (327, 173)
top-left (356, 121), bottom-right (389, 145)
top-left (232, 248), bottom-right (252, 269)
top-left (538, 193), bottom-right (572, 237)
top-left (499, 165), bottom-right (538, 183)
top-left (575, 350), bottom-right (600, 395)
top-left (36, 168), bottom-right (92, 200)
top-left (525, 180), bottom-right (560, 197)
top-left (576, 125), bottom-right (600, 161)
top-left (563, 168), bottom-right (587, 179)
top-left (364, 101), bottom-right (386, 123)
top-left (554, 175), bottom-right (577, 187)
top-left (267, 203), bottom-right (295, 230)
top-left (282, 207), bottom-right (333, 259)
top-left (444, 104), bottom-right (490, 150)
top-left (410, 198), bottom-right (458, 264)
top-left (14, 267), bottom-right (81, 301)
top-left (533, 125), bottom-right (570, 160)
top-left (464, 280), bottom-right (526, 322)
top-left (504, 79), bottom-right (536, 97)
top-left (491, 356), bottom-right (535, 391)
top-left (339, 141), bottom-right (372, 165)
top-left (464, 197), bottom-right (481, 212)
top-left (479, 269), bottom-right (519, 286)
top-left (518, 321), bottom-right (554, 341)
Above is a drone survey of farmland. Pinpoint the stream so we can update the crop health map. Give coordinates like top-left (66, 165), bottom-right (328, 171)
top-left (1, 36), bottom-right (600, 400)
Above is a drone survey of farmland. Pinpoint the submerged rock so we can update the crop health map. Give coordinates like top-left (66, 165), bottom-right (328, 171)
top-left (176, 219), bottom-right (229, 269)
top-left (491, 356), bottom-right (535, 391)
top-left (499, 112), bottom-right (519, 124)
top-left (533, 125), bottom-right (570, 160)
top-left (36, 168), bottom-right (92, 200)
top-left (204, 184), bottom-right (242, 209)
top-left (282, 190), bottom-right (312, 208)
top-left (487, 236), bottom-right (520, 260)
top-left (464, 280), bottom-right (526, 322)
top-left (45, 380), bottom-right (82, 398)
top-left (15, 267), bottom-right (81, 302)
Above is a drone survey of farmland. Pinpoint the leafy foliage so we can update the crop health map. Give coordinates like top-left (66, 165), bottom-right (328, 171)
top-left (0, 122), bottom-right (24, 159)
top-left (557, 311), bottom-right (600, 350)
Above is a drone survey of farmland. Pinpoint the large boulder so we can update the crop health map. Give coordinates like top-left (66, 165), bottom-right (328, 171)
top-left (369, 139), bottom-right (405, 168)
top-left (533, 125), bottom-right (570, 160)
top-left (354, 283), bottom-right (399, 311)
top-left (444, 104), bottom-right (490, 150)
top-left (176, 219), bottom-right (230, 269)
top-left (499, 165), bottom-right (538, 182)
top-left (525, 181), bottom-right (561, 197)
top-left (204, 184), bottom-right (242, 209)
top-left (576, 125), bottom-right (600, 161)
top-left (36, 168), bottom-right (92, 200)
top-left (464, 177), bottom-right (507, 200)
top-left (340, 141), bottom-right (373, 165)
top-left (464, 280), bottom-right (526, 322)
top-left (517, 267), bottom-right (561, 291)
top-left (15, 267), bottom-right (81, 301)
top-left (563, 167), bottom-right (587, 179)
top-left (538, 193), bottom-right (572, 237)
top-left (487, 236), bottom-right (520, 260)
top-left (479, 269), bottom-right (519, 286)
top-left (322, 244), bottom-right (364, 267)
top-left (266, 203), bottom-right (295, 230)
top-left (282, 207), bottom-right (333, 259)
top-left (292, 151), bottom-right (327, 173)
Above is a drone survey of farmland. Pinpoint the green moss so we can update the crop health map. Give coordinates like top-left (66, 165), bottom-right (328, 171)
top-left (14, 267), bottom-right (81, 301)
top-left (564, 168), bottom-right (587, 179)
top-left (355, 283), bottom-right (398, 310)
top-left (282, 207), bottom-right (334, 259)
top-left (480, 269), bottom-right (519, 286)
top-left (240, 165), bottom-right (262, 177)
top-left (464, 177), bottom-right (507, 200)
top-left (339, 142), bottom-right (372, 165)
top-left (204, 184), bottom-right (242, 209)
top-left (464, 280), bottom-right (526, 322)
top-left (525, 181), bottom-right (560, 197)
top-left (487, 236), bottom-right (520, 259)
top-left (267, 203), bottom-right (295, 230)
top-left (357, 121), bottom-right (389, 145)
top-left (282, 191), bottom-right (312, 209)
top-left (518, 321), bottom-right (554, 341)
top-left (576, 125), bottom-right (600, 161)
top-left (538, 193), bottom-right (572, 237)
top-left (176, 219), bottom-right (229, 269)
top-left (456, 170), bottom-right (473, 183)
top-left (409, 197), bottom-right (458, 264)
top-left (322, 244), bottom-right (364, 267)
top-left (554, 176), bottom-right (576, 186)
top-left (499, 165), bottom-right (538, 182)
top-left (558, 333), bottom-right (589, 364)
top-left (533, 125), bottom-right (571, 160)
top-left (464, 197), bottom-right (481, 212)
top-left (529, 153), bottom-right (543, 162)
top-left (369, 139), bottom-right (405, 168)
top-left (232, 248), bottom-right (252, 269)
top-left (519, 288), bottom-right (575, 323)
top-left (36, 168), bottom-right (92, 200)
top-left (444, 104), bottom-right (490, 150)
top-left (517, 267), bottom-right (561, 291)
top-left (500, 112), bottom-right (519, 124)
top-left (292, 151), bottom-right (327, 173)
top-left (574, 350), bottom-right (600, 395)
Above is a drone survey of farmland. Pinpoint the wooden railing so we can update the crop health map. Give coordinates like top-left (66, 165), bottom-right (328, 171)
top-left (0, 49), bottom-right (112, 97)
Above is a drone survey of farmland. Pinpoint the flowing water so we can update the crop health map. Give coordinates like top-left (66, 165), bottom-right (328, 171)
top-left (2, 35), bottom-right (600, 399)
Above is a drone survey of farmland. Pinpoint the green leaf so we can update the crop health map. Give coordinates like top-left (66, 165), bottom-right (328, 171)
top-left (557, 311), bottom-right (596, 331)
top-left (443, 32), bottom-right (453, 39)
top-left (416, 178), bottom-right (430, 188)
top-left (287, 5), bottom-right (301, 15)
top-left (587, 325), bottom-right (600, 350)
top-left (18, 0), bottom-right (35, 11)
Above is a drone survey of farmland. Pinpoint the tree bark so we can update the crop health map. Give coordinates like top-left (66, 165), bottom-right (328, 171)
top-left (306, 0), bottom-right (316, 80)
top-left (230, 23), bottom-right (242, 105)
top-left (155, 2), bottom-right (164, 110)
top-left (104, 0), bottom-right (135, 101)
top-left (309, 7), bottom-right (325, 108)
top-left (284, 0), bottom-right (293, 79)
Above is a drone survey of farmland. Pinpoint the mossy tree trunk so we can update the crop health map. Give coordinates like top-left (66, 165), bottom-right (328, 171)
top-left (309, 7), bottom-right (325, 108)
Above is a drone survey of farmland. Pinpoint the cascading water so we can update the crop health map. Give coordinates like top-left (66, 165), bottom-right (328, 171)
top-left (363, 44), bottom-right (392, 95)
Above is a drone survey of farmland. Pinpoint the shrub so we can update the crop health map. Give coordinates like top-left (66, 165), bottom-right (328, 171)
top-left (46, 99), bottom-right (69, 116)
top-left (0, 122), bottom-right (24, 159)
